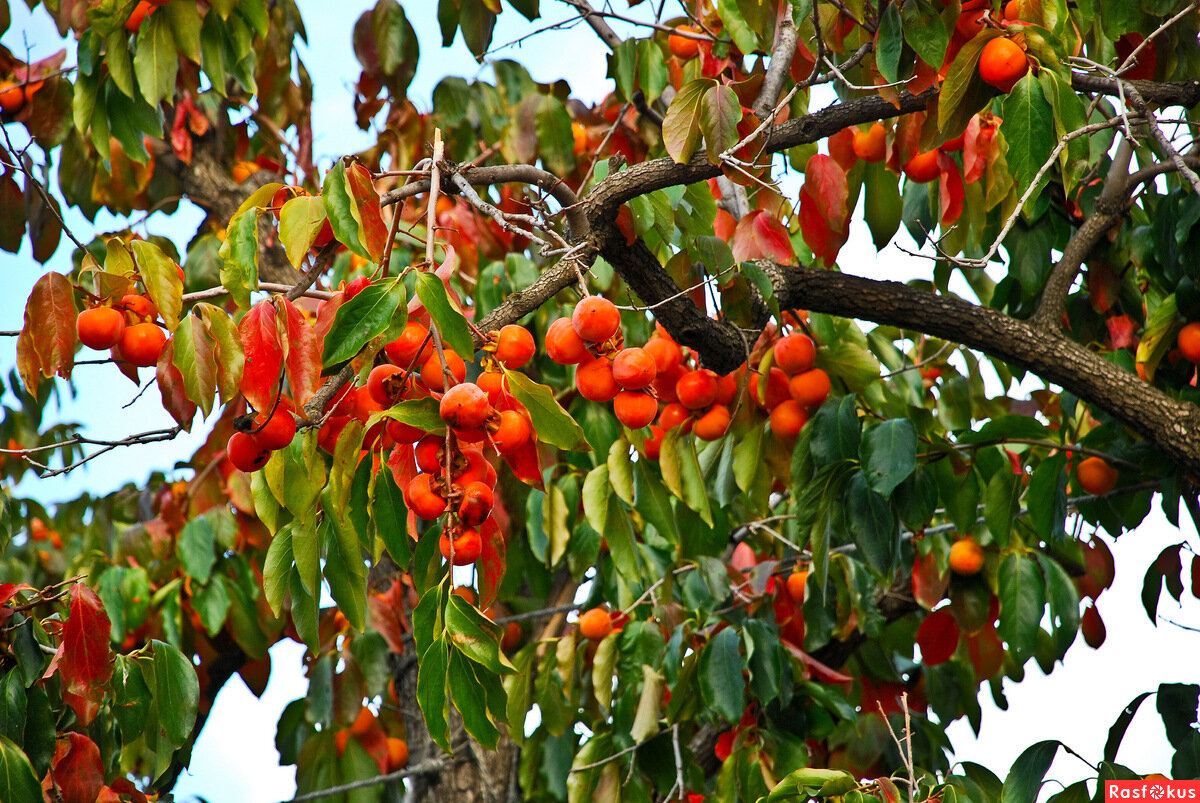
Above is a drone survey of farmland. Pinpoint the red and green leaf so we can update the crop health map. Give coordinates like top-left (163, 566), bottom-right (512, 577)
top-left (239, 300), bottom-right (285, 413)
top-left (59, 585), bottom-right (113, 726)
top-left (16, 271), bottom-right (76, 394)
top-left (277, 298), bottom-right (322, 407)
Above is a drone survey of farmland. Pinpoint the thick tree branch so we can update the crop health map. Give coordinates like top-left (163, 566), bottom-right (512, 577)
top-left (753, 14), bottom-right (798, 120)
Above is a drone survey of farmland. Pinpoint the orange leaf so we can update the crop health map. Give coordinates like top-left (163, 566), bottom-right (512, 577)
top-left (732, 210), bottom-right (796, 264)
top-left (368, 579), bottom-right (410, 654)
top-left (937, 153), bottom-right (965, 225)
top-left (912, 551), bottom-right (949, 610)
top-left (345, 161), bottom-right (390, 261)
top-left (16, 271), bottom-right (76, 394)
top-left (238, 300), bottom-right (284, 413)
top-left (478, 517), bottom-right (506, 609)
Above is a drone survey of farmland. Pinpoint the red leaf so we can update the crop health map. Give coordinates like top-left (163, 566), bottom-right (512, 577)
top-left (797, 155), bottom-right (850, 264)
top-left (157, 338), bottom-right (197, 430)
top-left (238, 300), bottom-right (284, 413)
top-left (16, 271), bottom-right (76, 394)
top-left (368, 579), bottom-right (410, 653)
top-left (915, 607), bottom-right (960, 666)
top-left (59, 585), bottom-right (113, 726)
top-left (1087, 262), bottom-right (1122, 314)
top-left (782, 639), bottom-right (854, 684)
top-left (963, 114), bottom-right (999, 184)
top-left (966, 623), bottom-right (1005, 680)
top-left (345, 161), bottom-right (389, 261)
top-left (314, 291), bottom-right (344, 341)
top-left (478, 517), bottom-right (506, 609)
top-left (46, 732), bottom-right (104, 803)
top-left (501, 436), bottom-right (545, 490)
top-left (938, 153), bottom-right (965, 225)
top-left (1107, 314), bottom-right (1138, 350)
top-left (277, 299), bottom-right (321, 407)
top-left (732, 210), bottom-right (796, 264)
top-left (714, 208), bottom-right (736, 241)
top-left (614, 205), bottom-right (637, 246)
top-left (827, 127), bottom-right (857, 171)
top-left (912, 551), bottom-right (949, 610)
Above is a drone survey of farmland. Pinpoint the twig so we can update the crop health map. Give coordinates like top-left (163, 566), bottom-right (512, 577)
top-left (287, 758), bottom-right (449, 802)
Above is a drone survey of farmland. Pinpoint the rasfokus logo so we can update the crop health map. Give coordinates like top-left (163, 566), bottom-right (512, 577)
top-left (1106, 781), bottom-right (1200, 801)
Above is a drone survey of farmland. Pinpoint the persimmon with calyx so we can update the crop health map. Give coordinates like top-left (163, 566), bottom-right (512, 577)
top-left (227, 432), bottom-right (271, 473)
top-left (578, 607), bottom-right (614, 641)
top-left (77, 307), bottom-right (126, 350)
top-left (903, 150), bottom-right (941, 183)
top-left (572, 296), bottom-right (621, 343)
top-left (789, 368), bottom-right (831, 409)
top-left (367, 364), bottom-right (403, 406)
top-left (120, 322), bottom-right (166, 366)
top-left (612, 347), bottom-right (657, 389)
top-left (576, 357), bottom-right (620, 402)
top-left (668, 26), bottom-right (701, 60)
top-left (1176, 322), bottom-right (1200, 362)
top-left (406, 474), bottom-right (447, 520)
top-left (613, 390), bottom-right (658, 429)
top-left (851, 123), bottom-right (887, 162)
top-left (979, 38), bottom-right (1028, 92)
top-left (440, 528), bottom-right (483, 565)
top-left (750, 366), bottom-right (790, 409)
top-left (774, 333), bottom-right (816, 374)
top-left (385, 320), bottom-right (431, 366)
top-left (495, 324), bottom-right (535, 368)
top-left (1076, 456), bottom-right (1118, 496)
top-left (251, 407), bottom-right (296, 450)
top-left (949, 538), bottom-right (985, 576)
top-left (440, 382), bottom-right (491, 430)
top-left (458, 482), bottom-right (494, 527)
top-left (414, 436), bottom-right (442, 473)
top-left (490, 410), bottom-right (532, 453)
top-left (546, 317), bottom-right (590, 364)
top-left (676, 369), bottom-right (718, 410)
top-left (693, 404), bottom-right (731, 441)
top-left (121, 294), bottom-right (158, 322)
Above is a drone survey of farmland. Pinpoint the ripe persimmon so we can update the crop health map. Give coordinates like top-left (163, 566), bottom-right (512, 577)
top-left (1076, 456), bottom-right (1118, 496)
top-left (386, 418), bottom-right (425, 444)
top-left (76, 307), bottom-right (126, 350)
top-left (406, 474), bottom-right (447, 520)
top-left (1177, 322), bottom-right (1200, 362)
top-left (979, 38), bottom-right (1028, 93)
top-left (546, 317), bottom-right (590, 365)
top-left (903, 150), bottom-right (941, 183)
top-left (643, 424), bottom-right (665, 460)
top-left (384, 320), bottom-right (431, 366)
top-left (227, 432), bottom-right (271, 473)
top-left (715, 371), bottom-right (739, 406)
top-left (119, 322), bottom-right (166, 366)
top-left (613, 390), bottom-right (658, 429)
top-left (367, 364), bottom-right (403, 406)
top-left (458, 481), bottom-right (495, 526)
top-left (419, 349), bottom-right (466, 391)
top-left (769, 400), bottom-right (808, 439)
top-left (252, 407), bottom-right (296, 451)
top-left (612, 347), bottom-right (657, 390)
top-left (386, 737), bottom-right (409, 771)
top-left (644, 336), bottom-right (683, 373)
top-left (693, 404), bottom-right (731, 441)
top-left (0, 81), bottom-right (24, 113)
top-left (851, 123), bottom-right (887, 163)
top-left (440, 382), bottom-right (491, 430)
top-left (349, 706), bottom-right (376, 737)
top-left (749, 366), bottom-right (790, 409)
top-left (667, 26), bottom-right (701, 60)
top-left (490, 409), bottom-right (532, 453)
top-left (121, 294), bottom-right (158, 322)
top-left (676, 369), bottom-right (719, 410)
top-left (578, 607), bottom-right (614, 640)
top-left (495, 324), bottom-right (535, 368)
top-left (415, 436), bottom-right (442, 473)
top-left (440, 528), bottom-right (483, 565)
top-left (774, 334), bottom-right (817, 375)
top-left (576, 357), bottom-right (620, 402)
top-left (125, 0), bottom-right (155, 32)
top-left (572, 296), bottom-right (620, 343)
top-left (786, 570), bottom-right (808, 603)
top-left (948, 538), bottom-right (985, 576)
top-left (659, 402), bottom-right (691, 431)
top-left (788, 368), bottom-right (831, 409)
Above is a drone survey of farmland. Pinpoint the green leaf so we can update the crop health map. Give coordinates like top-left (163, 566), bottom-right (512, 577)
top-left (768, 767), bottom-right (859, 801)
top-left (742, 619), bottom-right (784, 705)
top-left (844, 470), bottom-right (898, 573)
top-left (864, 161), bottom-right (902, 250)
top-left (938, 29), bottom-right (1002, 135)
top-left (417, 638), bottom-right (451, 751)
top-left (191, 574), bottom-right (231, 637)
top-left (0, 735), bottom-right (41, 803)
top-left (583, 465), bottom-right (639, 581)
top-left (105, 29), bottom-right (135, 97)
top-left (151, 639), bottom-right (200, 746)
top-left (446, 593), bottom-right (512, 675)
top-left (323, 516), bottom-right (367, 632)
top-left (1157, 682), bottom-right (1200, 748)
top-left (900, 0), bottom-right (950, 71)
top-left (1036, 553), bottom-right (1080, 659)
top-left (170, 313), bottom-right (218, 417)
top-left (218, 183), bottom-right (283, 309)
top-left (372, 469), bottom-right (410, 565)
top-left (876, 4), bottom-right (903, 83)
top-left (1027, 452), bottom-right (1067, 541)
top-left (322, 160), bottom-right (369, 258)
top-left (859, 418), bottom-right (916, 499)
top-left (279, 196), bottom-right (328, 270)
top-left (131, 239), bottom-right (183, 330)
top-left (630, 664), bottom-right (664, 743)
top-left (503, 369), bottom-right (590, 451)
top-left (662, 79), bottom-right (711, 164)
top-left (701, 83), bottom-right (741, 164)
top-left (535, 94), bottom-right (574, 176)
top-left (1104, 691), bottom-right (1152, 763)
top-left (262, 523), bottom-right (293, 616)
top-left (133, 11), bottom-right (178, 105)
top-left (1001, 740), bottom-right (1060, 803)
top-left (659, 429), bottom-right (712, 525)
top-left (415, 272), bottom-right (474, 358)
top-left (700, 627), bottom-right (744, 723)
top-left (177, 515), bottom-right (216, 584)
top-left (997, 553), bottom-right (1046, 664)
top-left (1000, 75), bottom-right (1055, 205)
top-left (163, 0), bottom-right (202, 62)
top-left (809, 395), bottom-right (861, 465)
top-left (447, 650), bottom-right (500, 748)
top-left (322, 277), bottom-right (406, 366)
top-left (380, 397), bottom-right (444, 434)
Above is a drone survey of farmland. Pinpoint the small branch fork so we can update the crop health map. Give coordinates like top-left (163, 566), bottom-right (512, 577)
top-left (5, 427), bottom-right (183, 478)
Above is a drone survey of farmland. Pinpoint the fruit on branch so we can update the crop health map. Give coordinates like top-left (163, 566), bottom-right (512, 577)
top-left (406, 474), bottom-right (448, 520)
top-left (125, 0), bottom-right (155, 32)
top-left (612, 347), bottom-right (657, 390)
top-left (76, 306), bottom-right (126, 351)
top-left (576, 357), bottom-right (620, 402)
top-left (439, 382), bottom-right (492, 430)
top-left (119, 322), bottom-right (166, 366)
top-left (440, 527), bottom-right (483, 565)
top-left (252, 406), bottom-right (297, 450)
top-left (659, 402), bottom-right (691, 431)
top-left (788, 368), bottom-right (831, 409)
top-left (385, 738), bottom-right (409, 771)
top-left (644, 335), bottom-right (683, 373)
top-left (546, 317), bottom-right (590, 365)
top-left (643, 425), bottom-right (666, 460)
top-left (773, 334), bottom-right (817, 375)
top-left (903, 150), bottom-right (941, 183)
top-left (489, 409), bottom-right (532, 453)
top-left (1075, 456), bottom-right (1118, 496)
top-left (1176, 322), bottom-right (1200, 363)
top-left (786, 570), bottom-right (808, 603)
top-left (578, 607), bottom-right (614, 641)
top-left (420, 348), bottom-right (466, 391)
top-left (572, 296), bottom-right (621, 343)
top-left (613, 390), bottom-right (658, 429)
top-left (948, 538), bottom-right (985, 576)
top-left (769, 400), bottom-right (808, 439)
top-left (494, 324), bottom-right (535, 368)
top-left (367, 364), bottom-right (404, 406)
top-left (120, 294), bottom-right (158, 323)
top-left (692, 404), bottom-right (732, 441)
top-left (385, 320), bottom-right (432, 367)
top-left (851, 124), bottom-right (887, 163)
top-left (227, 432), bottom-right (272, 473)
top-left (667, 25), bottom-right (702, 60)
top-left (979, 38), bottom-right (1029, 93)
top-left (676, 369), bottom-right (719, 410)
top-left (0, 80), bottom-right (25, 113)
top-left (458, 482), bottom-right (495, 527)
top-left (231, 160), bottom-right (261, 184)
top-left (750, 366), bottom-right (790, 409)
top-left (415, 435), bottom-right (442, 473)
top-left (343, 276), bottom-right (372, 301)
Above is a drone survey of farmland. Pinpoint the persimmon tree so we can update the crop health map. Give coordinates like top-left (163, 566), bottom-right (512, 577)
top-left (3, 0), bottom-right (1200, 800)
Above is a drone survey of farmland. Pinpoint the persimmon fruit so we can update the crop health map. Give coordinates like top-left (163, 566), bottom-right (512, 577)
top-left (490, 410), bottom-right (532, 453)
top-left (613, 390), bottom-right (658, 429)
top-left (948, 538), bottom-right (985, 576)
top-left (979, 38), bottom-right (1028, 93)
top-left (692, 404), bottom-right (732, 441)
top-left (903, 150), bottom-right (941, 183)
top-left (578, 607), bottom-right (614, 640)
top-left (385, 320), bottom-right (431, 366)
top-left (668, 26), bottom-right (702, 60)
top-left (440, 382), bottom-right (491, 430)
top-left (1076, 456), bottom-right (1118, 496)
top-left (120, 322), bottom-right (166, 366)
top-left (227, 432), bottom-right (271, 473)
top-left (676, 369), bottom-right (719, 410)
top-left (77, 307), bottom-right (126, 350)
top-left (789, 368), bottom-right (831, 409)
top-left (406, 474), bottom-right (447, 520)
top-left (572, 296), bottom-right (620, 343)
top-left (774, 334), bottom-right (817, 375)
top-left (440, 528), bottom-right (483, 565)
top-left (495, 324), bottom-right (535, 368)
top-left (851, 123), bottom-right (887, 163)
top-left (546, 317), bottom-right (590, 365)
top-left (576, 357), bottom-right (620, 402)
top-left (612, 347), bottom-right (657, 390)
top-left (1176, 322), bottom-right (1200, 362)
top-left (252, 408), bottom-right (297, 451)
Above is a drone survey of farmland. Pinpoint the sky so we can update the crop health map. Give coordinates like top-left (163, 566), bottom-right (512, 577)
top-left (0, 1), bottom-right (1194, 800)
